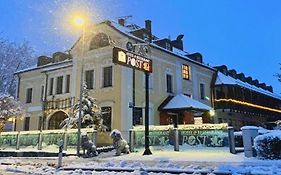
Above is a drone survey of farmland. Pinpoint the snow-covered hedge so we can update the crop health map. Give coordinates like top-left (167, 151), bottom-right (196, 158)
top-left (254, 131), bottom-right (281, 160)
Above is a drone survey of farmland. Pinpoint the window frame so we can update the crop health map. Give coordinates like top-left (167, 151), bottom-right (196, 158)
top-left (56, 76), bottom-right (63, 94)
top-left (101, 106), bottom-right (112, 131)
top-left (85, 69), bottom-right (94, 89)
top-left (26, 88), bottom-right (32, 103)
top-left (89, 33), bottom-right (110, 50)
top-left (49, 78), bottom-right (54, 95)
top-left (166, 74), bottom-right (173, 93)
top-left (200, 83), bottom-right (206, 100)
top-left (65, 74), bottom-right (70, 93)
top-left (103, 66), bottom-right (112, 88)
top-left (24, 117), bottom-right (30, 131)
top-left (40, 85), bottom-right (44, 101)
top-left (182, 64), bottom-right (190, 80)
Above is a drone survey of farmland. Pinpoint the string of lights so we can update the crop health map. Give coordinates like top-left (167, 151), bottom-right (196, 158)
top-left (215, 98), bottom-right (281, 114)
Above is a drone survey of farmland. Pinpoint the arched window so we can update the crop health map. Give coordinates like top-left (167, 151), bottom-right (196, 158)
top-left (89, 33), bottom-right (110, 50)
top-left (48, 111), bottom-right (68, 129)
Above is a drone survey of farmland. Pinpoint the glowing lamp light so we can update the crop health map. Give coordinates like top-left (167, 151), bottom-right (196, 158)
top-left (215, 98), bottom-right (281, 114)
top-left (209, 110), bottom-right (215, 116)
top-left (73, 16), bottom-right (85, 27)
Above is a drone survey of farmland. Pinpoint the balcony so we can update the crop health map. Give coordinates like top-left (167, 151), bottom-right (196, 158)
top-left (43, 97), bottom-right (75, 111)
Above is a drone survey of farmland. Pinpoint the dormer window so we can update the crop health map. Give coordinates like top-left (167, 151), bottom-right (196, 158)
top-left (89, 33), bottom-right (110, 50)
top-left (143, 33), bottom-right (149, 42)
top-left (165, 42), bottom-right (171, 51)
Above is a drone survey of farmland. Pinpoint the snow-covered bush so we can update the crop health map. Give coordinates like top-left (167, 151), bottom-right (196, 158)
top-left (254, 131), bottom-right (281, 160)
top-left (0, 94), bottom-right (25, 132)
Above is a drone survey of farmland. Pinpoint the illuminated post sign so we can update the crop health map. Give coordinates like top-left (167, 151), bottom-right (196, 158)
top-left (113, 47), bottom-right (152, 73)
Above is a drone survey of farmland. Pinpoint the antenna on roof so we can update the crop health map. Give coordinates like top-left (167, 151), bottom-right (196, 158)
top-left (116, 15), bottom-right (133, 27)
top-left (117, 15), bottom-right (133, 20)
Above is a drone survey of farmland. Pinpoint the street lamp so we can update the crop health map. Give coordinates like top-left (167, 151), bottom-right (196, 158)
top-left (73, 15), bottom-right (86, 156)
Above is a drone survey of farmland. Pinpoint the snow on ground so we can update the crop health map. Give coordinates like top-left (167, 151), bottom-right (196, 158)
top-left (0, 147), bottom-right (281, 174)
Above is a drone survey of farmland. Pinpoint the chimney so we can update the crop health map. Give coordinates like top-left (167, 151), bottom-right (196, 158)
top-left (214, 65), bottom-right (228, 75)
top-left (171, 34), bottom-right (184, 50)
top-left (258, 83), bottom-right (266, 89)
top-left (145, 20), bottom-right (152, 42)
top-left (118, 18), bottom-right (125, 26)
top-left (266, 86), bottom-right (273, 93)
top-left (237, 73), bottom-right (246, 82)
top-left (245, 76), bottom-right (253, 85)
top-left (187, 52), bottom-right (203, 63)
top-left (252, 79), bottom-right (259, 86)
top-left (228, 69), bottom-right (237, 79)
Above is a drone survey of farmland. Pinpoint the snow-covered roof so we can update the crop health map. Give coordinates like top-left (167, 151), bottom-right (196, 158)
top-left (163, 94), bottom-right (213, 111)
top-left (215, 72), bottom-right (281, 100)
top-left (15, 60), bottom-right (73, 74)
top-left (41, 61), bottom-right (72, 72)
top-left (109, 21), bottom-right (215, 71)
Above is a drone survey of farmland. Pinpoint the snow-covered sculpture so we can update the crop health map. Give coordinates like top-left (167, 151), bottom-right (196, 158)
top-left (110, 129), bottom-right (130, 156)
top-left (81, 133), bottom-right (98, 157)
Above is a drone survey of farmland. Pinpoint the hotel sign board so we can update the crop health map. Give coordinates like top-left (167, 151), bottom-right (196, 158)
top-left (113, 47), bottom-right (152, 73)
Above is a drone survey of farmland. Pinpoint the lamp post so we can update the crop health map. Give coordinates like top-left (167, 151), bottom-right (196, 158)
top-left (73, 16), bottom-right (85, 156)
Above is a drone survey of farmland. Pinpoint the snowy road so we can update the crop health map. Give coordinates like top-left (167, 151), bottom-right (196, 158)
top-left (0, 148), bottom-right (281, 174)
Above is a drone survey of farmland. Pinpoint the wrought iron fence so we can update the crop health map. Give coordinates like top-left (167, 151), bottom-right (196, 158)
top-left (0, 128), bottom-right (96, 153)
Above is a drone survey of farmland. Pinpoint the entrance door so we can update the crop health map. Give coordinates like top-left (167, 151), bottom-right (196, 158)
top-left (48, 111), bottom-right (67, 129)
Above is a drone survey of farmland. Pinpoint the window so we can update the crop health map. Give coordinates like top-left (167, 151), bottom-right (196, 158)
top-left (101, 107), bottom-right (112, 131)
top-left (182, 64), bottom-right (190, 80)
top-left (26, 88), bottom-right (32, 103)
top-left (49, 78), bottom-right (54, 95)
top-left (38, 116), bottom-right (43, 130)
top-left (85, 70), bottom-right (94, 89)
top-left (165, 42), bottom-right (171, 51)
top-left (200, 83), bottom-right (205, 100)
top-left (14, 119), bottom-right (17, 131)
top-left (65, 75), bottom-right (70, 93)
top-left (103, 66), bottom-right (112, 87)
top-left (89, 33), bottom-right (110, 50)
top-left (56, 76), bottom-right (63, 94)
top-left (24, 117), bottom-right (30, 131)
top-left (41, 86), bottom-right (44, 101)
top-left (133, 107), bottom-right (143, 126)
top-left (166, 74), bottom-right (173, 93)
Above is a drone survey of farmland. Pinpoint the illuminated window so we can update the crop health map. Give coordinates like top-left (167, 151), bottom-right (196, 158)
top-left (182, 64), bottom-right (190, 80)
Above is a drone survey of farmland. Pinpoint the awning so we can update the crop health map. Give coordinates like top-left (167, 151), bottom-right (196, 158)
top-left (162, 94), bottom-right (213, 112)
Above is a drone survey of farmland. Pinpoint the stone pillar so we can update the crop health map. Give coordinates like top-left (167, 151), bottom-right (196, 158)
top-left (228, 127), bottom-right (236, 154)
top-left (129, 129), bottom-right (134, 152)
top-left (241, 126), bottom-right (258, 158)
top-left (173, 128), bottom-right (179, 151)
